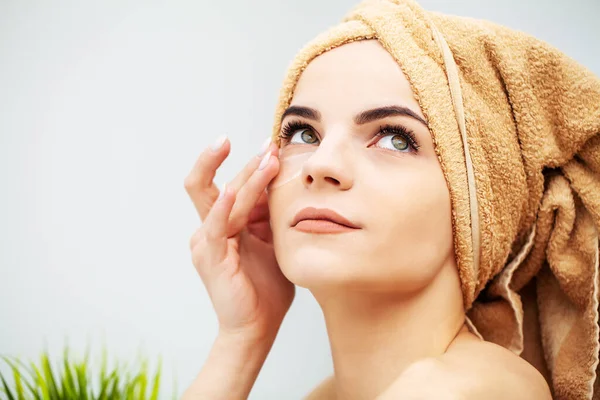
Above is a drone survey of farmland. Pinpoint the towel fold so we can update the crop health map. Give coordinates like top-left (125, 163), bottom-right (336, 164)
top-left (271, 1), bottom-right (600, 398)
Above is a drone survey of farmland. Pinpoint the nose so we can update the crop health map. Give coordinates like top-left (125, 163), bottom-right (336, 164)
top-left (301, 134), bottom-right (354, 191)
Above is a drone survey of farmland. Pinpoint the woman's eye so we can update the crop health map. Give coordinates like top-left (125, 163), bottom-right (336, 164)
top-left (290, 129), bottom-right (319, 145)
top-left (375, 134), bottom-right (410, 152)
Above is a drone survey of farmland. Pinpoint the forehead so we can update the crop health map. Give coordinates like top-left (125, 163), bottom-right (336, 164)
top-left (291, 39), bottom-right (424, 120)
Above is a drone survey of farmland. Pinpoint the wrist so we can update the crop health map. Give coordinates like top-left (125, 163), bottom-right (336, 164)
top-left (184, 332), bottom-right (276, 400)
top-left (217, 323), bottom-right (280, 348)
top-left (214, 329), bottom-right (276, 359)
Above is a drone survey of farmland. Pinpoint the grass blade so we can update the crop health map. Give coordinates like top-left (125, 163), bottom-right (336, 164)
top-left (138, 372), bottom-right (148, 400)
top-left (106, 372), bottom-right (120, 399)
top-left (1, 356), bottom-right (40, 399)
top-left (125, 375), bottom-right (138, 400)
top-left (41, 352), bottom-right (60, 399)
top-left (10, 362), bottom-right (25, 400)
top-left (61, 347), bottom-right (77, 399)
top-left (29, 361), bottom-right (49, 400)
top-left (75, 360), bottom-right (89, 400)
top-left (99, 348), bottom-right (107, 388)
top-left (149, 357), bottom-right (162, 400)
top-left (0, 371), bottom-right (16, 400)
top-left (96, 369), bottom-right (118, 400)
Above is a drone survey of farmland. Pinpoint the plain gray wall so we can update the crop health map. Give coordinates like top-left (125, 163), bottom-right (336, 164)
top-left (1, 0), bottom-right (598, 398)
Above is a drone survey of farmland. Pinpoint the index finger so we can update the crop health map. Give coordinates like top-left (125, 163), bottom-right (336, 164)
top-left (184, 135), bottom-right (231, 220)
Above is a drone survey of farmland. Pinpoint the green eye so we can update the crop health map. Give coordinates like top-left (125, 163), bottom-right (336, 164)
top-left (391, 135), bottom-right (409, 151)
top-left (291, 129), bottom-right (318, 144)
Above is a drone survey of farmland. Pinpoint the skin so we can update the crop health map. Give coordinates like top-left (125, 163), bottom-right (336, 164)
top-left (183, 39), bottom-right (551, 399)
top-left (268, 39), bottom-right (467, 399)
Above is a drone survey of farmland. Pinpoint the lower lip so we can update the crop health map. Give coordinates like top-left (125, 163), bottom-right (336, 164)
top-left (293, 219), bottom-right (359, 234)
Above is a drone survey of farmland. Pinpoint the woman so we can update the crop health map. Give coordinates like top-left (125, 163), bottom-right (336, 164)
top-left (183, 0), bottom-right (600, 398)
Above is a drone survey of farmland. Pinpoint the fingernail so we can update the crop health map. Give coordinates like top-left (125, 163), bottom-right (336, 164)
top-left (257, 137), bottom-right (271, 157)
top-left (218, 184), bottom-right (227, 201)
top-left (211, 135), bottom-right (227, 152)
top-left (258, 150), bottom-right (271, 170)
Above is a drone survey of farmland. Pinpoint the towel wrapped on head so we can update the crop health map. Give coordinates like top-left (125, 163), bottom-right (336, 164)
top-left (270, 0), bottom-right (600, 398)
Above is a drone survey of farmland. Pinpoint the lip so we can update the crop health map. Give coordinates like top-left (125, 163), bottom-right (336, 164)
top-left (291, 207), bottom-right (361, 232)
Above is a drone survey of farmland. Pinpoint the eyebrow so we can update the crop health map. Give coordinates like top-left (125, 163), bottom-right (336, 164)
top-left (281, 105), bottom-right (428, 127)
top-left (355, 105), bottom-right (428, 127)
top-left (281, 105), bottom-right (322, 121)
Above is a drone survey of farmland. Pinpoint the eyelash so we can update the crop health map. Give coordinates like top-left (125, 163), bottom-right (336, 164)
top-left (279, 120), bottom-right (313, 141)
top-left (278, 120), bottom-right (421, 153)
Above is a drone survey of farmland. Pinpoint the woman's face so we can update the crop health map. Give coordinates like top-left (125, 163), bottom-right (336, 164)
top-left (268, 40), bottom-right (455, 295)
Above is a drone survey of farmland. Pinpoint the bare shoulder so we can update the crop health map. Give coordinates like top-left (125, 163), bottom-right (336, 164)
top-left (380, 332), bottom-right (552, 399)
top-left (440, 332), bottom-right (552, 400)
top-left (303, 375), bottom-right (335, 400)
top-left (303, 332), bottom-right (552, 400)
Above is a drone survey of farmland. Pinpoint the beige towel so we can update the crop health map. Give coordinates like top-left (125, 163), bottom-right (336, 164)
top-left (270, 0), bottom-right (600, 398)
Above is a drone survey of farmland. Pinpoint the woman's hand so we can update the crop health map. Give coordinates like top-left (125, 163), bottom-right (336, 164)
top-left (184, 135), bottom-right (295, 342)
top-left (182, 136), bottom-right (295, 399)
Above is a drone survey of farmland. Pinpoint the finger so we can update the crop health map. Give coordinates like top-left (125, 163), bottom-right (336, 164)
top-left (247, 190), bottom-right (269, 224)
top-left (228, 139), bottom-right (276, 192)
top-left (202, 184), bottom-right (237, 263)
top-left (184, 135), bottom-right (231, 221)
top-left (228, 150), bottom-right (280, 235)
top-left (189, 227), bottom-right (203, 252)
top-left (202, 140), bottom-right (274, 231)
top-left (184, 137), bottom-right (275, 222)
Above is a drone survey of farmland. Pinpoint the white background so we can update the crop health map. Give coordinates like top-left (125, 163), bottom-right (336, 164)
top-left (1, 0), bottom-right (599, 398)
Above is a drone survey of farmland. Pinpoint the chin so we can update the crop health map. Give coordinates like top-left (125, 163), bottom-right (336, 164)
top-left (277, 247), bottom-right (393, 291)
top-left (279, 251), bottom-right (445, 299)
top-left (276, 244), bottom-right (361, 288)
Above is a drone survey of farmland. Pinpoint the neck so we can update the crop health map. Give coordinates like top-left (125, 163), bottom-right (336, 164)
top-left (312, 262), bottom-right (466, 400)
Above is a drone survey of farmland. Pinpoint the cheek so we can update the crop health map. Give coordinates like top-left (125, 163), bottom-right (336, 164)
top-left (362, 167), bottom-right (454, 289)
top-left (267, 186), bottom-right (296, 258)
top-left (267, 186), bottom-right (313, 285)
top-left (267, 190), bottom-right (287, 237)
top-left (370, 164), bottom-right (451, 230)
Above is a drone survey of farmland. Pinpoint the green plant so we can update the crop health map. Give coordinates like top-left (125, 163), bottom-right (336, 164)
top-left (0, 344), bottom-right (177, 400)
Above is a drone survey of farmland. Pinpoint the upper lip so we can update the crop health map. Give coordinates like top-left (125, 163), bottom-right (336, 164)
top-left (291, 207), bottom-right (361, 229)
